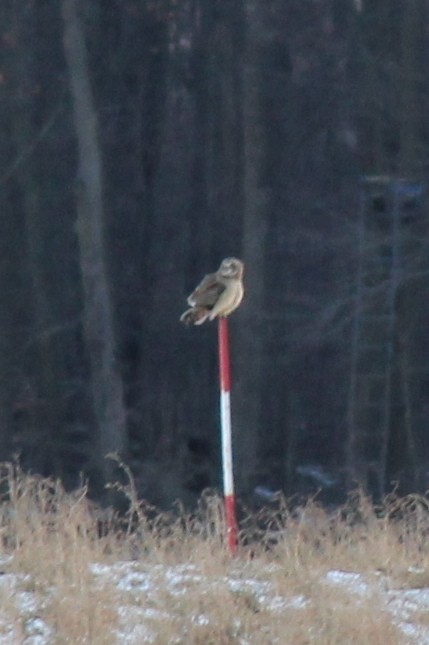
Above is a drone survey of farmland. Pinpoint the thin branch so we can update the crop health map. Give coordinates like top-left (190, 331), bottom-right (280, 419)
top-left (0, 98), bottom-right (65, 187)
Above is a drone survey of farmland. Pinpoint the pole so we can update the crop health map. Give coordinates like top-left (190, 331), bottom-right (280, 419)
top-left (218, 316), bottom-right (238, 554)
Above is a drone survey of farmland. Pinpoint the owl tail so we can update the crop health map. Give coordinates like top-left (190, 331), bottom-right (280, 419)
top-left (180, 307), bottom-right (211, 325)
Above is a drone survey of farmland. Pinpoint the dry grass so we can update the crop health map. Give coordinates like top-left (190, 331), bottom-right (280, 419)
top-left (0, 466), bottom-right (429, 643)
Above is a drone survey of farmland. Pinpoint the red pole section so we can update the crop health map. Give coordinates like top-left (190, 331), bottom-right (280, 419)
top-left (218, 316), bottom-right (238, 554)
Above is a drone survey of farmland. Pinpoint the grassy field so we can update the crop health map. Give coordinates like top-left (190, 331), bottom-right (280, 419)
top-left (0, 465), bottom-right (429, 643)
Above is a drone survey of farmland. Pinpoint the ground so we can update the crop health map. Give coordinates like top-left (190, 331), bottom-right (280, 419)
top-left (1, 468), bottom-right (429, 643)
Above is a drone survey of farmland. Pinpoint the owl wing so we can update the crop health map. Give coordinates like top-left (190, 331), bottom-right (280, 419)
top-left (187, 272), bottom-right (226, 308)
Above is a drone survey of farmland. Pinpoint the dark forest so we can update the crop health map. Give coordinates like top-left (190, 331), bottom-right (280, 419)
top-left (1, 0), bottom-right (429, 508)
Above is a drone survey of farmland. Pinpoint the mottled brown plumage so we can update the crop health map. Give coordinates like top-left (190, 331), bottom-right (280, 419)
top-left (180, 258), bottom-right (244, 325)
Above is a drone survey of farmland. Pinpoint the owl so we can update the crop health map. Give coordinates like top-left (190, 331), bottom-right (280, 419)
top-left (180, 258), bottom-right (244, 325)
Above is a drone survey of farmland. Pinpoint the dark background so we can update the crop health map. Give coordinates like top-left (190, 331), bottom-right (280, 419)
top-left (1, 0), bottom-right (429, 508)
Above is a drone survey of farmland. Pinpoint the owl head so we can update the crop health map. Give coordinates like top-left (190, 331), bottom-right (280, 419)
top-left (218, 257), bottom-right (244, 279)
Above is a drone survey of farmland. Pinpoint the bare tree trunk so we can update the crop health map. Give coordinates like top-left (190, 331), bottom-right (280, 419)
top-left (398, 0), bottom-right (421, 176)
top-left (233, 0), bottom-right (268, 493)
top-left (346, 190), bottom-right (366, 488)
top-left (398, 331), bottom-right (418, 490)
top-left (9, 8), bottom-right (61, 475)
top-left (62, 0), bottom-right (127, 487)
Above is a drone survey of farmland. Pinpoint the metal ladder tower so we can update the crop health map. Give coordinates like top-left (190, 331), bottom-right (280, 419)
top-left (346, 176), bottom-right (416, 496)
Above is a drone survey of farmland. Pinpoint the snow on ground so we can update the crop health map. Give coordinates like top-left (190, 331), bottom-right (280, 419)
top-left (0, 557), bottom-right (429, 643)
top-left (324, 569), bottom-right (429, 645)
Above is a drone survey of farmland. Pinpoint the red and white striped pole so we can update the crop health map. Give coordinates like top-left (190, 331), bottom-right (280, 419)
top-left (218, 316), bottom-right (238, 554)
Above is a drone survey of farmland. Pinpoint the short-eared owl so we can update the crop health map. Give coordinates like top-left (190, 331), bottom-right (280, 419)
top-left (180, 258), bottom-right (244, 325)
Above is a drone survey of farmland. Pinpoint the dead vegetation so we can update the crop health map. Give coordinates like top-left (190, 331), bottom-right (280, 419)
top-left (0, 465), bottom-right (429, 643)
